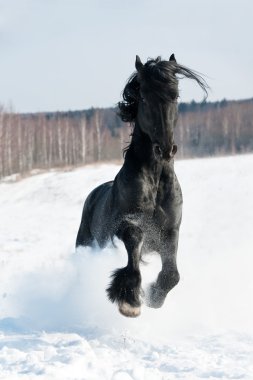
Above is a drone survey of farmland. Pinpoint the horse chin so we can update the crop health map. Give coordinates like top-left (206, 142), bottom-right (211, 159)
top-left (119, 302), bottom-right (141, 318)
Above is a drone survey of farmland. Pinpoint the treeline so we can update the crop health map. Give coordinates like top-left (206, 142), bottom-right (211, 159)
top-left (0, 107), bottom-right (128, 178)
top-left (0, 98), bottom-right (253, 178)
top-left (176, 98), bottom-right (253, 157)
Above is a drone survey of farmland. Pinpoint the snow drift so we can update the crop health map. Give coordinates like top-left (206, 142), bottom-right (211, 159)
top-left (0, 156), bottom-right (253, 379)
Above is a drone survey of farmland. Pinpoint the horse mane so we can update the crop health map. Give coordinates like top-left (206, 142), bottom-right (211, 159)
top-left (118, 56), bottom-right (209, 123)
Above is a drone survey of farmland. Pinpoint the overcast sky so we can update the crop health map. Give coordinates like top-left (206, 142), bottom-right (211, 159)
top-left (0, 0), bottom-right (252, 112)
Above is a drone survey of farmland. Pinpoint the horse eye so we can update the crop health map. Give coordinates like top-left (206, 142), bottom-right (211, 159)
top-left (140, 96), bottom-right (146, 104)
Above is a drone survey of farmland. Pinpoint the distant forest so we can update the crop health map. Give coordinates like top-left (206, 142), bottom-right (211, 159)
top-left (0, 98), bottom-right (253, 178)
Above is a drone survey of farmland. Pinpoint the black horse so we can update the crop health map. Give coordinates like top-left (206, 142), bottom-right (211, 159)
top-left (76, 54), bottom-right (207, 317)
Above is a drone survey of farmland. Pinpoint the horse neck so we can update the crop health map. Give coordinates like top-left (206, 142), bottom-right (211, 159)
top-left (128, 122), bottom-right (153, 162)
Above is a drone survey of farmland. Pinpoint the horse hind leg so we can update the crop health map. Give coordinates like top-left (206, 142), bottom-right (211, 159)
top-left (106, 223), bottom-right (143, 318)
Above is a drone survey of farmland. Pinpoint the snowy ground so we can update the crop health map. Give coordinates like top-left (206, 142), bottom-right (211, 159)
top-left (0, 155), bottom-right (253, 379)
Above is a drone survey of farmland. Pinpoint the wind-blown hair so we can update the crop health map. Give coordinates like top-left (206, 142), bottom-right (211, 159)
top-left (118, 56), bottom-right (208, 122)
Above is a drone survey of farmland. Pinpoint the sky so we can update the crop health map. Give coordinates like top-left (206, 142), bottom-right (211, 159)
top-left (0, 0), bottom-right (252, 113)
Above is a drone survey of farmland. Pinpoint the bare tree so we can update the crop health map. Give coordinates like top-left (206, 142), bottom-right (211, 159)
top-left (94, 110), bottom-right (102, 161)
top-left (81, 117), bottom-right (86, 164)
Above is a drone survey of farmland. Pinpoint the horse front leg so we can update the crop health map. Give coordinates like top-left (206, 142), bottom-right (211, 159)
top-left (106, 223), bottom-right (143, 318)
top-left (146, 228), bottom-right (180, 308)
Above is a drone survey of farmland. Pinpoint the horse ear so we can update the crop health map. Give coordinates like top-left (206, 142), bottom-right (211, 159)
top-left (169, 53), bottom-right (177, 63)
top-left (135, 55), bottom-right (143, 71)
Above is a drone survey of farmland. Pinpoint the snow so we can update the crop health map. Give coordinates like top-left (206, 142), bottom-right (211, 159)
top-left (0, 155), bottom-right (253, 379)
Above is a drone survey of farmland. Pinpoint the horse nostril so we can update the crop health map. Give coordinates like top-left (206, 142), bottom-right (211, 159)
top-left (170, 144), bottom-right (177, 158)
top-left (153, 144), bottom-right (162, 159)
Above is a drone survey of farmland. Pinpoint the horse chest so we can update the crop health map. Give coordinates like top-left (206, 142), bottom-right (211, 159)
top-left (118, 173), bottom-right (158, 214)
top-left (138, 179), bottom-right (158, 208)
top-left (137, 173), bottom-right (163, 214)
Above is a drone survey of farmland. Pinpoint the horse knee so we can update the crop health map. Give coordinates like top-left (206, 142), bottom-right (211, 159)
top-left (118, 224), bottom-right (143, 246)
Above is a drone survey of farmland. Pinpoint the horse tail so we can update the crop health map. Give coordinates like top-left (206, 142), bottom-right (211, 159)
top-left (76, 198), bottom-right (93, 248)
top-left (76, 219), bottom-right (93, 247)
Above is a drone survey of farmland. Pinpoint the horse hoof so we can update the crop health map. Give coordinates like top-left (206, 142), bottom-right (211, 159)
top-left (145, 284), bottom-right (167, 309)
top-left (119, 302), bottom-right (141, 318)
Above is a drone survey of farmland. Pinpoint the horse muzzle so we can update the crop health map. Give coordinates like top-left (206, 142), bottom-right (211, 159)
top-left (153, 143), bottom-right (177, 161)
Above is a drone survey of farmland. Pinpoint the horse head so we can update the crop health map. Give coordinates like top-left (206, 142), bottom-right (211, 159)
top-left (118, 54), bottom-right (208, 161)
top-left (135, 54), bottom-right (179, 160)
